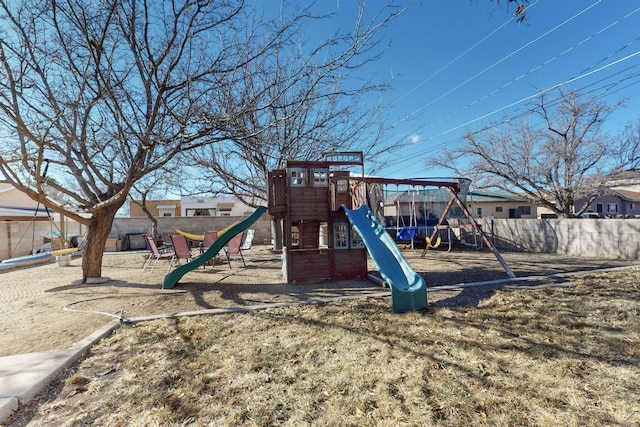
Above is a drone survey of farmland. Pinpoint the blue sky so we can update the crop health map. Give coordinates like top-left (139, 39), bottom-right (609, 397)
top-left (322, 1), bottom-right (640, 179)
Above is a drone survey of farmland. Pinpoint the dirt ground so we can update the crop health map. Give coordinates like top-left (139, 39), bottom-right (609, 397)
top-left (1, 245), bottom-right (636, 357)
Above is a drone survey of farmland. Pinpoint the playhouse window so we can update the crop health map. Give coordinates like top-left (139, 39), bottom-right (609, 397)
top-left (319, 222), bottom-right (329, 247)
top-left (351, 227), bottom-right (364, 248)
top-left (291, 223), bottom-right (300, 248)
top-left (289, 168), bottom-right (306, 187)
top-left (333, 223), bottom-right (349, 249)
top-left (312, 168), bottom-right (329, 187)
top-left (337, 179), bottom-right (348, 193)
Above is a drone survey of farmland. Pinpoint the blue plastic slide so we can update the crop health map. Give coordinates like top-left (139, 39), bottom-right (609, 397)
top-left (342, 204), bottom-right (427, 313)
top-left (162, 206), bottom-right (267, 289)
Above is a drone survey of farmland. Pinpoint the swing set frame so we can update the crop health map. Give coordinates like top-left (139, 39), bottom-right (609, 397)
top-left (360, 176), bottom-right (515, 279)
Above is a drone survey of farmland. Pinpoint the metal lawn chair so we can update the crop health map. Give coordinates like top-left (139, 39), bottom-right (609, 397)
top-left (142, 234), bottom-right (175, 273)
top-left (224, 232), bottom-right (246, 268)
top-left (169, 234), bottom-right (199, 269)
top-left (240, 229), bottom-right (255, 251)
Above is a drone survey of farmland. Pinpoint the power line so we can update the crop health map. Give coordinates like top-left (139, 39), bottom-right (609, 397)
top-left (378, 59), bottom-right (640, 176)
top-left (375, 2), bottom-right (640, 176)
top-left (392, 0), bottom-right (603, 128)
top-left (428, 6), bottom-right (640, 132)
top-left (389, 0), bottom-right (541, 108)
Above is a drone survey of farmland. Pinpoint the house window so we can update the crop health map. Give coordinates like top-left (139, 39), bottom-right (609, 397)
top-left (186, 208), bottom-right (216, 216)
top-left (291, 223), bottom-right (300, 248)
top-left (476, 207), bottom-right (483, 218)
top-left (312, 168), bottom-right (329, 187)
top-left (157, 205), bottom-right (176, 217)
top-left (495, 206), bottom-right (503, 213)
top-left (337, 179), bottom-right (348, 193)
top-left (607, 203), bottom-right (618, 214)
top-left (289, 168), bottom-right (306, 187)
top-left (596, 203), bottom-right (603, 213)
top-left (518, 205), bottom-right (531, 216)
top-left (351, 227), bottom-right (364, 248)
top-left (333, 223), bottom-right (349, 249)
top-left (630, 203), bottom-right (635, 211)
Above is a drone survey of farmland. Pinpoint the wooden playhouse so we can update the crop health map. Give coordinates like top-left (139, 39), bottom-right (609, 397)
top-left (267, 152), bottom-right (369, 283)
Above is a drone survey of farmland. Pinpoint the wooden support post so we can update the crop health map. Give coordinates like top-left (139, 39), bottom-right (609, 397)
top-left (450, 191), bottom-right (516, 278)
top-left (422, 188), bottom-right (515, 279)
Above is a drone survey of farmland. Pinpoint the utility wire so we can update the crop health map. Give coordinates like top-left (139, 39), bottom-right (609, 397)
top-left (429, 6), bottom-right (640, 131)
top-left (383, 3), bottom-right (640, 174)
top-left (392, 0), bottom-right (603, 128)
top-left (378, 60), bottom-right (640, 176)
top-left (390, 0), bottom-right (540, 108)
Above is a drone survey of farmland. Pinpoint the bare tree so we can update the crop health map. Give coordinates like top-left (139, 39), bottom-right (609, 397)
top-left (0, 0), bottom-right (399, 281)
top-left (488, 0), bottom-right (529, 22)
top-left (128, 162), bottom-right (184, 239)
top-left (429, 89), bottom-right (639, 217)
top-left (182, 3), bottom-right (399, 206)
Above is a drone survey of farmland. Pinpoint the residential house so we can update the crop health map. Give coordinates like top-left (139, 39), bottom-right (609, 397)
top-left (384, 188), bottom-right (538, 222)
top-left (181, 195), bottom-right (252, 217)
top-left (466, 191), bottom-right (538, 219)
top-left (1, 182), bottom-right (87, 259)
top-left (128, 195), bottom-right (253, 217)
top-left (575, 189), bottom-right (640, 218)
top-left (0, 182), bottom-right (53, 221)
top-left (129, 199), bottom-right (180, 217)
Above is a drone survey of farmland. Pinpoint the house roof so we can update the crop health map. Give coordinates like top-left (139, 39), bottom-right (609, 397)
top-left (468, 191), bottom-right (528, 203)
top-left (0, 205), bottom-right (51, 220)
top-left (606, 169), bottom-right (640, 183)
top-left (612, 189), bottom-right (640, 201)
top-left (385, 189), bottom-right (530, 204)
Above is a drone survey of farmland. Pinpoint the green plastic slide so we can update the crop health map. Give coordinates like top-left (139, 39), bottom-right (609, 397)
top-left (342, 204), bottom-right (427, 313)
top-left (162, 206), bottom-right (267, 289)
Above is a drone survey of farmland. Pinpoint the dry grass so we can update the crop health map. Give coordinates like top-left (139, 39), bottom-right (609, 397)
top-left (19, 268), bottom-right (640, 426)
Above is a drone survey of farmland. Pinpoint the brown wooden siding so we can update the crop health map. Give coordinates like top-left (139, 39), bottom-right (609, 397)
top-left (332, 248), bottom-right (368, 280)
top-left (288, 249), bottom-right (332, 282)
top-left (301, 220), bottom-right (320, 249)
top-left (289, 187), bottom-right (329, 220)
top-left (268, 170), bottom-right (287, 216)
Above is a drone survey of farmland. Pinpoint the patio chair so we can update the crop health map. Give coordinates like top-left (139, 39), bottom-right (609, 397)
top-left (142, 234), bottom-right (175, 273)
top-left (239, 229), bottom-right (255, 251)
top-left (200, 230), bottom-right (220, 266)
top-left (169, 234), bottom-right (199, 269)
top-left (224, 232), bottom-right (246, 268)
top-left (201, 230), bottom-right (218, 252)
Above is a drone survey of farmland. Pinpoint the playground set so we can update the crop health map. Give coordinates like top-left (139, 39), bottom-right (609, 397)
top-left (161, 151), bottom-right (514, 313)
top-left (267, 151), bottom-right (515, 313)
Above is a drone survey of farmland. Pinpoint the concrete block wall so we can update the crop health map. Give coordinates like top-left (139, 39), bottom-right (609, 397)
top-left (3, 216), bottom-right (638, 261)
top-left (479, 218), bottom-right (640, 260)
top-left (113, 213), bottom-right (273, 247)
top-left (0, 220), bottom-right (87, 260)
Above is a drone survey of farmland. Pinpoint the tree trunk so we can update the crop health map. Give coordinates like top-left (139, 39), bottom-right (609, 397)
top-left (81, 204), bottom-right (121, 282)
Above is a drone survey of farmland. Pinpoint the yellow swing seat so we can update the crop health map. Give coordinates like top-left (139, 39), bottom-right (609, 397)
top-left (425, 235), bottom-right (442, 249)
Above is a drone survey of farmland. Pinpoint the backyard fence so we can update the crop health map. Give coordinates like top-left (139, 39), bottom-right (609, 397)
top-left (2, 216), bottom-right (639, 262)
